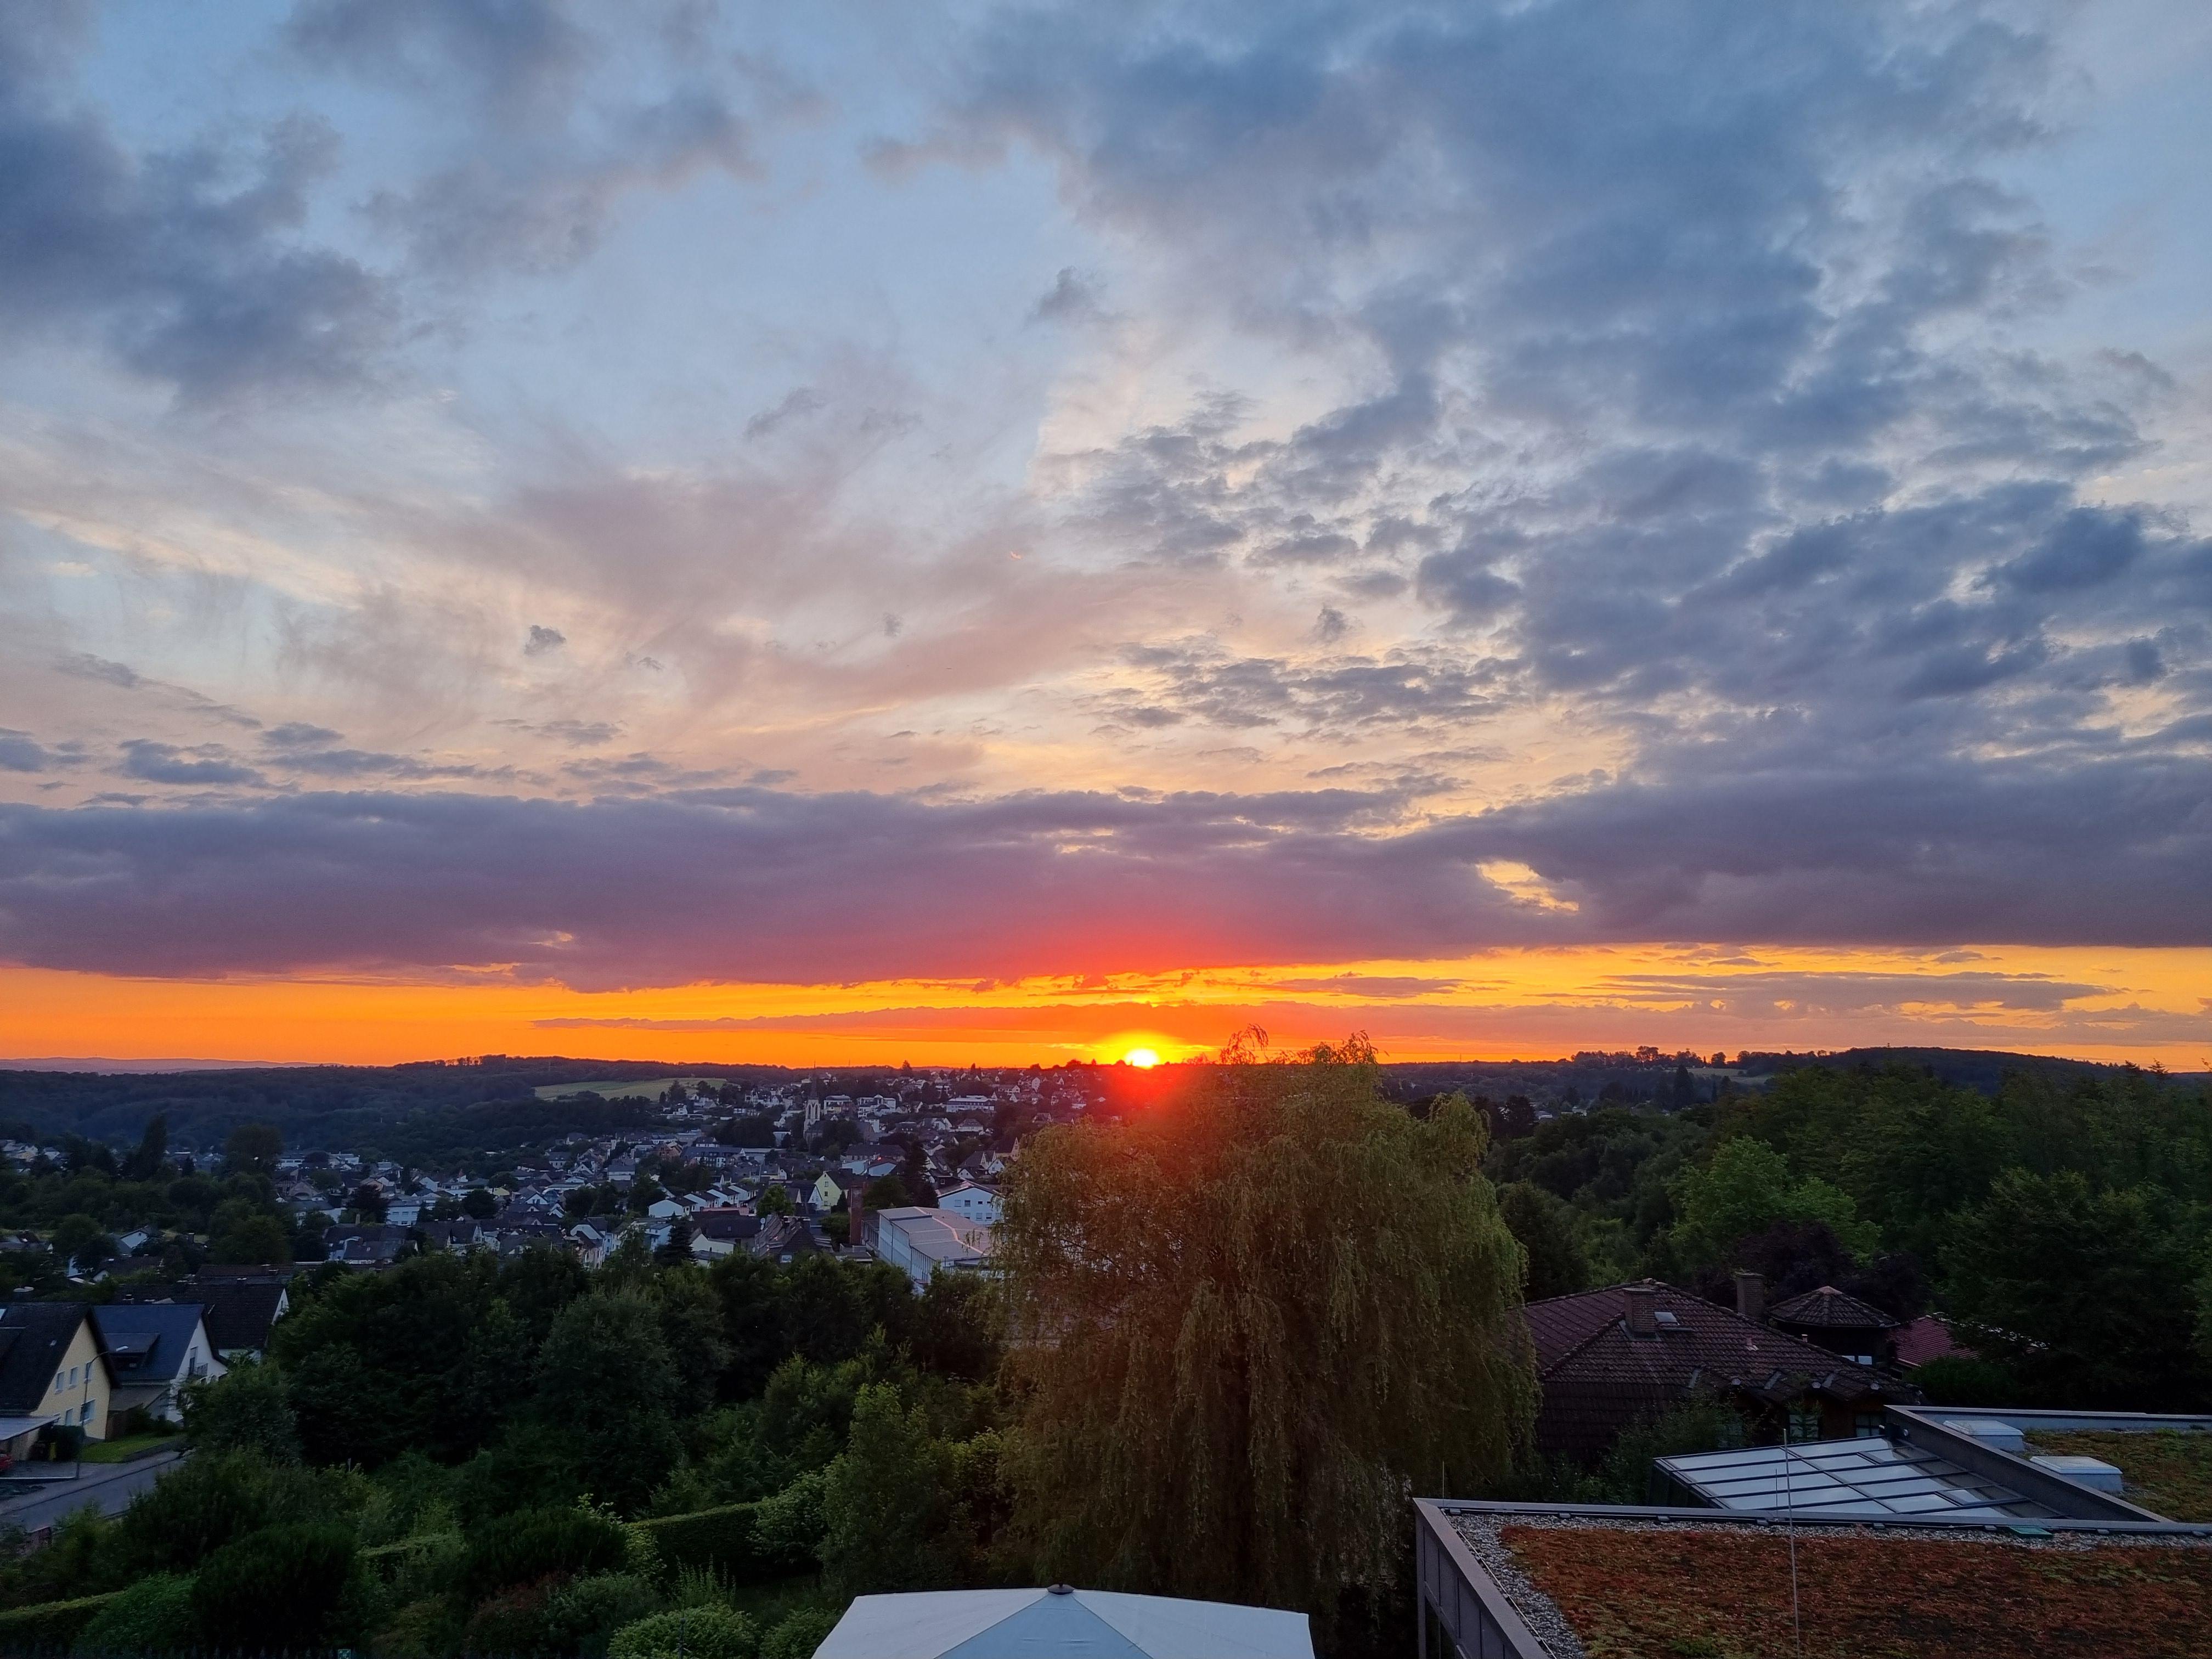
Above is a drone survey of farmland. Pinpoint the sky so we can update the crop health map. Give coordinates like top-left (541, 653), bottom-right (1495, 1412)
top-left (1, 0), bottom-right (2208, 1069)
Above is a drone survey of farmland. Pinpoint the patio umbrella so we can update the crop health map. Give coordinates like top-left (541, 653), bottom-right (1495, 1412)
top-left (813, 1585), bottom-right (1315, 1659)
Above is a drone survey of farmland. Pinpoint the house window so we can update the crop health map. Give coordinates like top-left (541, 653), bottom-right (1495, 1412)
top-left (78, 1403), bottom-right (92, 1424)
top-left (1714, 1414), bottom-right (1747, 1449)
top-left (1854, 1412), bottom-right (1884, 1438)
top-left (1787, 1406), bottom-right (1821, 1443)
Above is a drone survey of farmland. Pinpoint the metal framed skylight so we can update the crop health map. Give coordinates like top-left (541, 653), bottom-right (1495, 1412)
top-left (1654, 1436), bottom-right (2057, 1520)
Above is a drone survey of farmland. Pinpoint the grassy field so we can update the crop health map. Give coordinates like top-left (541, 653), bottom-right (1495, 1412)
top-left (533, 1075), bottom-right (729, 1102)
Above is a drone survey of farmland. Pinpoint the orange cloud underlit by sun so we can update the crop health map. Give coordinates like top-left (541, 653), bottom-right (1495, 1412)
top-left (0, 943), bottom-right (2205, 1069)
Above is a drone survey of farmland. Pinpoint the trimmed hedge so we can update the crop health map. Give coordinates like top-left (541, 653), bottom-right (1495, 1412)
top-left (632, 1501), bottom-right (814, 1583)
top-left (462, 1505), bottom-right (633, 1601)
top-left (0, 1593), bottom-right (120, 1652)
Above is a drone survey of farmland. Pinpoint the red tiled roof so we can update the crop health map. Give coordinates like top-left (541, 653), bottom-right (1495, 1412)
top-left (1768, 1284), bottom-right (1900, 1331)
top-left (1893, 1313), bottom-right (1974, 1368)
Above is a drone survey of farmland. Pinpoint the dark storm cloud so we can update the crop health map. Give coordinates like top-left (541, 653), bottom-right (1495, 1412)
top-left (1427, 752), bottom-right (2212, 949)
top-left (1, 757), bottom-right (2203, 990)
top-left (0, 8), bottom-right (393, 399)
top-left (0, 785), bottom-right (1506, 988)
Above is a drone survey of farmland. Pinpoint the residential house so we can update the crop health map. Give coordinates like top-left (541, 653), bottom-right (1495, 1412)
top-left (198, 1278), bottom-right (291, 1360)
top-left (1767, 1284), bottom-right (1902, 1368)
top-left (749, 1214), bottom-right (823, 1265)
top-left (935, 1181), bottom-right (1002, 1226)
top-left (813, 1172), bottom-right (845, 1211)
top-left (868, 1206), bottom-right (994, 1290)
top-left (0, 1302), bottom-right (112, 1447)
top-left (1524, 1278), bottom-right (1910, 1464)
top-left (692, 1212), bottom-right (762, 1260)
top-left (92, 1303), bottom-right (224, 1425)
top-left (418, 1219), bottom-right (487, 1251)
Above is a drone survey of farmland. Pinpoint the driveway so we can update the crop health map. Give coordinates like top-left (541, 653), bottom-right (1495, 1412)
top-left (0, 1447), bottom-right (186, 1537)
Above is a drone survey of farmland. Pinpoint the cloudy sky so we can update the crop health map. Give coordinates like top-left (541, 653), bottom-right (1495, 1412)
top-left (2, 0), bottom-right (2208, 1066)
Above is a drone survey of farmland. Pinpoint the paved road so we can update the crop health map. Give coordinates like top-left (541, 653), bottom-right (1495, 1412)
top-left (0, 1448), bottom-right (185, 1535)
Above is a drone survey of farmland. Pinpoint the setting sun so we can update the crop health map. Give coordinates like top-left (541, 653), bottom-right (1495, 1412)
top-left (1124, 1047), bottom-right (1162, 1069)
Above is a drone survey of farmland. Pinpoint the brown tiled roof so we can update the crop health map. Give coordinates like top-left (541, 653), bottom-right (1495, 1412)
top-left (1525, 1280), bottom-right (1902, 1461)
top-left (1769, 1284), bottom-right (1900, 1331)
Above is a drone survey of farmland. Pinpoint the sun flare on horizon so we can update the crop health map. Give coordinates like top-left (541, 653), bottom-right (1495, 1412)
top-left (1123, 1047), bottom-right (1162, 1069)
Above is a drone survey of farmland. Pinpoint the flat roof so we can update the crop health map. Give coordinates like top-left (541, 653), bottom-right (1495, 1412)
top-left (1424, 1503), bottom-right (2212, 1659)
top-left (2021, 1427), bottom-right (2212, 1523)
top-left (1656, 1436), bottom-right (2055, 1521)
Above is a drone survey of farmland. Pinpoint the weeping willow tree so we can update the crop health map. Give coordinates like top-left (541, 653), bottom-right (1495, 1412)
top-left (997, 1034), bottom-right (1534, 1618)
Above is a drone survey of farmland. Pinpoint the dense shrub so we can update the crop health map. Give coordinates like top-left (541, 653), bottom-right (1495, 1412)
top-left (608, 1605), bottom-right (760, 1659)
top-left (463, 1504), bottom-right (634, 1601)
top-left (462, 1577), bottom-right (559, 1656)
top-left (0, 1594), bottom-right (117, 1652)
top-left (71, 1574), bottom-right (196, 1656)
top-left (1914, 1354), bottom-right (2028, 1407)
top-left (0, 1511), bottom-right (116, 1609)
top-left (109, 1450), bottom-right (352, 1578)
top-left (191, 1522), bottom-right (358, 1651)
top-left (544, 1572), bottom-right (668, 1656)
top-left (180, 1359), bottom-right (301, 1462)
top-left (760, 1603), bottom-right (842, 1659)
top-left (373, 1593), bottom-right (468, 1658)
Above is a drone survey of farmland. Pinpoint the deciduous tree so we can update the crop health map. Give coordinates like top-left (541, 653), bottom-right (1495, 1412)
top-left (997, 1037), bottom-right (1534, 1622)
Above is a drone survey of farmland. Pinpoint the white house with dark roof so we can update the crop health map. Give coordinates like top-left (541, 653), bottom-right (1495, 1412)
top-left (92, 1303), bottom-right (224, 1424)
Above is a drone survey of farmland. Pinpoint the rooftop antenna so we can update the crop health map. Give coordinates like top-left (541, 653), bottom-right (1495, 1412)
top-left (1778, 1430), bottom-right (1804, 1659)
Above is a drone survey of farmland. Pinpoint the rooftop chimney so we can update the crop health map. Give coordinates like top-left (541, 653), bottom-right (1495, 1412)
top-left (1734, 1269), bottom-right (1765, 1325)
top-left (851, 1187), bottom-right (868, 1255)
top-left (1624, 1283), bottom-right (1657, 1338)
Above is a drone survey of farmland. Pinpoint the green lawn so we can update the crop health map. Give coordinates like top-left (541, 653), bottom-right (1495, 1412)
top-left (80, 1432), bottom-right (178, 1464)
top-left (534, 1075), bottom-right (728, 1101)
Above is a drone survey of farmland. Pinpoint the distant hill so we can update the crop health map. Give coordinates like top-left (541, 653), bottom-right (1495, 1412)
top-left (1740, 1046), bottom-right (2208, 1094)
top-left (0, 1045), bottom-right (2197, 1160)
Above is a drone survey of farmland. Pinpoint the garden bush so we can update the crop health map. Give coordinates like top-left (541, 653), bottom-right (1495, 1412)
top-left (544, 1571), bottom-right (669, 1655)
top-left (109, 1449), bottom-right (349, 1578)
top-left (760, 1602), bottom-right (842, 1659)
top-left (191, 1521), bottom-right (358, 1651)
top-left (608, 1605), bottom-right (760, 1659)
top-left (462, 1503), bottom-right (633, 1600)
top-left (462, 1577), bottom-right (560, 1656)
top-left (71, 1574), bottom-right (197, 1656)
top-left (1915, 1355), bottom-right (2027, 1407)
top-left (0, 1594), bottom-right (117, 1653)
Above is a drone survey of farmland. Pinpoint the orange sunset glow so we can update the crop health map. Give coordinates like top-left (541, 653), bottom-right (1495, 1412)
top-left (1, 1), bottom-right (2207, 1075)
top-left (4, 941), bottom-right (2204, 1071)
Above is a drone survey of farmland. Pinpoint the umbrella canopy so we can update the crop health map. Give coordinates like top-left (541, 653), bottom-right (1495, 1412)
top-left (814, 1587), bottom-right (1315, 1659)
